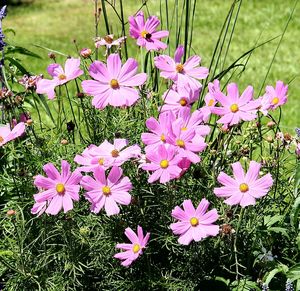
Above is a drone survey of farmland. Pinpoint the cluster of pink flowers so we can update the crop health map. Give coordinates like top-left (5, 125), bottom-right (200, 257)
top-left (140, 106), bottom-right (209, 183)
top-left (31, 10), bottom-right (282, 267)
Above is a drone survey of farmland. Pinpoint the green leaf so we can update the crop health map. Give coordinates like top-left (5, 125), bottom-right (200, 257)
top-left (295, 161), bottom-right (300, 197)
top-left (287, 263), bottom-right (300, 282)
top-left (5, 57), bottom-right (29, 74)
top-left (291, 196), bottom-right (300, 228)
top-left (264, 215), bottom-right (284, 227)
top-left (6, 45), bottom-right (42, 59)
top-left (33, 44), bottom-right (69, 57)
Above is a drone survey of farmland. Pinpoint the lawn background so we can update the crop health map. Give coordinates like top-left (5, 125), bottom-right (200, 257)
top-left (4, 0), bottom-right (300, 129)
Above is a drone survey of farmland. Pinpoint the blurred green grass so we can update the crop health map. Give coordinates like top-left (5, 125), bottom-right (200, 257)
top-left (4, 0), bottom-right (300, 130)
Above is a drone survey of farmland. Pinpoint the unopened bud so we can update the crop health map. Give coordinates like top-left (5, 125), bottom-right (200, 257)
top-left (7, 209), bottom-right (16, 216)
top-left (61, 139), bottom-right (68, 145)
top-left (48, 52), bottom-right (56, 59)
top-left (267, 121), bottom-right (275, 128)
top-left (80, 48), bottom-right (92, 58)
top-left (26, 119), bottom-right (33, 126)
top-left (266, 136), bottom-right (273, 143)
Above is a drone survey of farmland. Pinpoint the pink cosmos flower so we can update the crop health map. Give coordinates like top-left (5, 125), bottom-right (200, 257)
top-left (259, 80), bottom-right (288, 115)
top-left (36, 58), bottom-right (83, 99)
top-left (75, 139), bottom-right (140, 171)
top-left (177, 107), bottom-right (210, 138)
top-left (142, 144), bottom-right (182, 183)
top-left (0, 122), bottom-right (25, 147)
top-left (32, 160), bottom-right (82, 215)
top-left (154, 45), bottom-right (209, 90)
top-left (81, 166), bottom-right (132, 216)
top-left (160, 85), bottom-right (200, 114)
top-left (95, 34), bottom-right (126, 49)
top-left (170, 199), bottom-right (219, 245)
top-left (81, 53), bottom-right (147, 109)
top-left (211, 83), bottom-right (261, 126)
top-left (200, 79), bottom-right (220, 122)
top-left (128, 11), bottom-right (169, 51)
top-left (74, 144), bottom-right (112, 173)
top-left (214, 161), bottom-right (273, 207)
top-left (141, 111), bottom-right (175, 151)
top-left (168, 117), bottom-right (207, 164)
top-left (114, 225), bottom-right (150, 266)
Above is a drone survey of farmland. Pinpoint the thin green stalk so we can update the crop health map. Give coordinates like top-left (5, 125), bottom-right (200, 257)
top-left (101, 0), bottom-right (110, 35)
top-left (183, 0), bottom-right (190, 62)
top-left (258, 0), bottom-right (298, 96)
top-left (119, 0), bottom-right (128, 60)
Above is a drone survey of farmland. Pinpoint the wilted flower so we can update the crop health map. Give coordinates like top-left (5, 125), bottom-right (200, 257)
top-left (32, 160), bottom-right (82, 215)
top-left (214, 161), bottom-right (273, 207)
top-left (19, 74), bottom-right (42, 90)
top-left (128, 11), bottom-right (169, 51)
top-left (36, 58), bottom-right (83, 99)
top-left (114, 225), bottom-right (150, 266)
top-left (170, 199), bottom-right (219, 245)
top-left (95, 34), bottom-right (126, 49)
top-left (154, 45), bottom-right (209, 90)
top-left (81, 166), bottom-right (132, 216)
top-left (82, 53), bottom-right (147, 109)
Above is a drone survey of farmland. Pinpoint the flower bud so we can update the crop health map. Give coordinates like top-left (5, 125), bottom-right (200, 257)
top-left (48, 52), bottom-right (56, 59)
top-left (267, 121), bottom-right (275, 128)
top-left (6, 209), bottom-right (16, 216)
top-left (266, 136), bottom-right (273, 143)
top-left (61, 139), bottom-right (68, 145)
top-left (80, 48), bottom-right (92, 58)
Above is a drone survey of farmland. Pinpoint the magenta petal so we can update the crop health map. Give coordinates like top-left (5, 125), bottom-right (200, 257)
top-left (174, 45), bottom-right (184, 63)
top-left (46, 195), bottom-right (63, 215)
top-left (108, 166), bottom-right (123, 184)
top-left (63, 194), bottom-right (74, 213)
top-left (107, 53), bottom-right (122, 79)
top-left (125, 227), bottom-right (139, 244)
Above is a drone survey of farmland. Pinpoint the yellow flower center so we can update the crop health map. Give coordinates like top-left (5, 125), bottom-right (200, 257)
top-left (181, 127), bottom-right (187, 131)
top-left (239, 183), bottom-right (249, 193)
top-left (98, 158), bottom-right (104, 165)
top-left (179, 98), bottom-right (187, 106)
top-left (111, 149), bottom-right (119, 157)
top-left (104, 35), bottom-right (113, 44)
top-left (190, 217), bottom-right (199, 227)
top-left (102, 185), bottom-right (111, 196)
top-left (230, 103), bottom-right (239, 113)
top-left (160, 159), bottom-right (169, 169)
top-left (110, 79), bottom-right (119, 89)
top-left (140, 30), bottom-right (152, 39)
top-left (160, 134), bottom-right (166, 142)
top-left (176, 139), bottom-right (185, 148)
top-left (0, 136), bottom-right (4, 143)
top-left (272, 97), bottom-right (279, 105)
top-left (58, 74), bottom-right (67, 80)
top-left (208, 99), bottom-right (214, 106)
top-left (132, 243), bottom-right (141, 253)
top-left (56, 183), bottom-right (65, 194)
top-left (176, 63), bottom-right (184, 73)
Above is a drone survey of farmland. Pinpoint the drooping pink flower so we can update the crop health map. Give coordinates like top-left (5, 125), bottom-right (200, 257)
top-left (95, 34), bottom-right (126, 49)
top-left (114, 225), bottom-right (150, 267)
top-left (0, 122), bottom-right (25, 147)
top-left (32, 160), bottom-right (82, 215)
top-left (259, 80), bottom-right (288, 115)
top-left (200, 79), bottom-right (220, 122)
top-left (177, 157), bottom-right (191, 178)
top-left (142, 144), bottom-right (182, 184)
top-left (128, 11), bottom-right (169, 51)
top-left (81, 166), bottom-right (132, 216)
top-left (154, 45), bottom-right (209, 90)
top-left (211, 83), bottom-right (261, 126)
top-left (170, 199), bottom-right (219, 245)
top-left (160, 85), bottom-right (200, 114)
top-left (141, 111), bottom-right (175, 151)
top-left (36, 58), bottom-right (83, 99)
top-left (214, 161), bottom-right (273, 207)
top-left (81, 53), bottom-right (147, 109)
